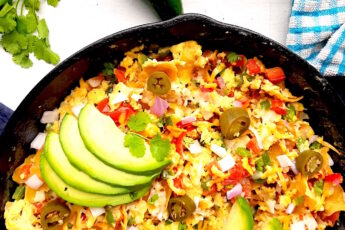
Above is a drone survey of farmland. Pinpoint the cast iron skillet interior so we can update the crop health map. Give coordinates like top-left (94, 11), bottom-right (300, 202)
top-left (1, 14), bottom-right (345, 229)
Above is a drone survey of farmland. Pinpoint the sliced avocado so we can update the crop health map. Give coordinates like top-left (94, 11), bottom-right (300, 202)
top-left (40, 153), bottom-right (150, 207)
top-left (263, 218), bottom-right (283, 230)
top-left (44, 132), bottom-right (134, 195)
top-left (60, 114), bottom-right (159, 186)
top-left (224, 197), bottom-right (254, 230)
top-left (78, 104), bottom-right (171, 173)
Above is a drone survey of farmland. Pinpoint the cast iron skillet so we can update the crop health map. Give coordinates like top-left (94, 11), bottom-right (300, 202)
top-left (1, 14), bottom-right (345, 229)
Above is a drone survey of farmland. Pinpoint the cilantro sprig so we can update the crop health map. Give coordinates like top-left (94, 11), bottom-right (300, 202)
top-left (150, 134), bottom-right (171, 162)
top-left (0, 0), bottom-right (60, 68)
top-left (124, 133), bottom-right (146, 158)
top-left (128, 111), bottom-right (151, 132)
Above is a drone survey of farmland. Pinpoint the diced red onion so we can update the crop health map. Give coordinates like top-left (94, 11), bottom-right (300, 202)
top-left (249, 127), bottom-right (263, 149)
top-left (188, 140), bottom-right (202, 154)
top-left (308, 135), bottom-right (318, 145)
top-left (277, 155), bottom-right (293, 168)
top-left (211, 144), bottom-right (227, 158)
top-left (233, 100), bottom-right (243, 108)
top-left (151, 97), bottom-right (169, 117)
top-left (181, 116), bottom-right (196, 125)
top-left (87, 77), bottom-right (102, 88)
top-left (285, 203), bottom-right (295, 214)
top-left (111, 93), bottom-right (128, 105)
top-left (216, 77), bottom-right (225, 89)
top-left (72, 103), bottom-right (85, 117)
top-left (25, 174), bottom-right (43, 190)
top-left (90, 207), bottom-right (105, 217)
top-left (329, 156), bottom-right (334, 166)
top-left (226, 183), bottom-right (242, 200)
top-left (40, 110), bottom-right (59, 124)
top-left (30, 132), bottom-right (47, 150)
top-left (218, 155), bottom-right (235, 172)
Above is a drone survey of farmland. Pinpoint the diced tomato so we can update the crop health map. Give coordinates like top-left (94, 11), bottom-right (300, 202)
top-left (104, 103), bottom-right (135, 126)
top-left (96, 98), bottom-right (110, 113)
top-left (200, 86), bottom-right (214, 92)
top-left (203, 184), bottom-right (217, 196)
top-left (321, 211), bottom-right (340, 226)
top-left (20, 164), bottom-right (32, 180)
top-left (176, 121), bottom-right (196, 132)
top-left (223, 164), bottom-right (250, 185)
top-left (265, 67), bottom-right (286, 84)
top-left (172, 132), bottom-right (186, 155)
top-left (246, 137), bottom-right (261, 155)
top-left (228, 91), bottom-right (234, 97)
top-left (235, 55), bottom-right (247, 69)
top-left (324, 173), bottom-right (343, 185)
top-left (173, 175), bottom-right (183, 189)
top-left (239, 97), bottom-right (249, 108)
top-left (114, 67), bottom-right (126, 83)
top-left (271, 99), bottom-right (286, 115)
top-left (246, 59), bottom-right (261, 75)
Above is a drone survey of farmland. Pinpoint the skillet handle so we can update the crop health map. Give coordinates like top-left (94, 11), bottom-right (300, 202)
top-left (0, 103), bottom-right (13, 136)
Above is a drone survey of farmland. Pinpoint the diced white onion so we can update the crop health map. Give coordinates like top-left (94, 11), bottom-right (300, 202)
top-left (249, 126), bottom-right (263, 149)
top-left (111, 93), bottom-right (128, 104)
top-left (252, 171), bottom-right (263, 180)
top-left (194, 197), bottom-right (200, 208)
top-left (308, 135), bottom-right (318, 145)
top-left (285, 203), bottom-right (295, 214)
top-left (329, 156), bottom-right (334, 166)
top-left (218, 154), bottom-right (235, 172)
top-left (30, 133), bottom-right (47, 150)
top-left (233, 100), bottom-right (243, 108)
top-left (131, 93), bottom-right (142, 101)
top-left (33, 190), bottom-right (45, 202)
top-left (127, 226), bottom-right (139, 230)
top-left (71, 103), bottom-right (85, 117)
top-left (291, 221), bottom-right (305, 230)
top-left (181, 116), bottom-right (196, 125)
top-left (211, 144), bottom-right (227, 158)
top-left (303, 216), bottom-right (318, 230)
top-left (25, 174), bottom-right (43, 190)
top-left (276, 155), bottom-right (293, 168)
top-left (40, 110), bottom-right (59, 124)
top-left (266, 199), bottom-right (276, 214)
top-left (188, 140), bottom-right (202, 154)
top-left (226, 183), bottom-right (243, 200)
top-left (90, 207), bottom-right (105, 218)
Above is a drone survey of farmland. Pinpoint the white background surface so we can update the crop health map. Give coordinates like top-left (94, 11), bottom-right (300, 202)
top-left (0, 0), bottom-right (292, 110)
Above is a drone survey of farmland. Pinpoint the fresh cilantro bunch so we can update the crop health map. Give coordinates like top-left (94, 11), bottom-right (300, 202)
top-left (0, 0), bottom-right (60, 68)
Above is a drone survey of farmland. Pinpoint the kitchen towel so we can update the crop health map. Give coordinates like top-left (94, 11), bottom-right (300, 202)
top-left (286, 0), bottom-right (345, 76)
top-left (0, 103), bottom-right (13, 135)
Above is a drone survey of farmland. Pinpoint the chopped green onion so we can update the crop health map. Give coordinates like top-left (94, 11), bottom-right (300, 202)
top-left (178, 223), bottom-right (187, 230)
top-left (314, 180), bottom-right (324, 196)
top-left (165, 219), bottom-right (173, 225)
top-left (310, 141), bottom-right (322, 150)
top-left (285, 104), bottom-right (296, 122)
top-left (127, 216), bottom-right (135, 226)
top-left (260, 100), bottom-right (271, 110)
top-left (293, 196), bottom-right (305, 205)
top-left (12, 185), bottom-right (25, 200)
top-left (227, 52), bottom-right (239, 63)
top-left (106, 209), bottom-right (115, 225)
top-left (148, 194), bottom-right (159, 205)
top-left (235, 147), bottom-right (252, 158)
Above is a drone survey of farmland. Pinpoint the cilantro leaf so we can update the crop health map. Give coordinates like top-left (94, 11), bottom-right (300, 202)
top-left (227, 52), bottom-right (239, 63)
top-left (24, 0), bottom-right (40, 11)
top-left (31, 37), bottom-right (59, 65)
top-left (128, 111), bottom-right (151, 132)
top-left (17, 12), bottom-right (37, 34)
top-left (150, 134), bottom-right (171, 161)
top-left (148, 194), bottom-right (159, 205)
top-left (47, 0), bottom-right (59, 7)
top-left (13, 50), bottom-right (33, 68)
top-left (1, 30), bottom-right (28, 54)
top-left (102, 62), bottom-right (115, 77)
top-left (284, 104), bottom-right (296, 122)
top-left (124, 133), bottom-right (146, 158)
top-left (0, 4), bottom-right (16, 33)
top-left (37, 19), bottom-right (49, 40)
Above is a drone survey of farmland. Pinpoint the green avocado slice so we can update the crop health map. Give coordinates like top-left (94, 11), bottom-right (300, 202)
top-left (78, 104), bottom-right (171, 173)
top-left (40, 154), bottom-right (150, 207)
top-left (263, 218), bottom-right (283, 230)
top-left (224, 197), bottom-right (254, 230)
top-left (44, 132), bottom-right (134, 195)
top-left (60, 114), bottom-right (159, 186)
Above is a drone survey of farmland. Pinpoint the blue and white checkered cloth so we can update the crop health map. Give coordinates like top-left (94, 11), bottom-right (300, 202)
top-left (286, 0), bottom-right (345, 76)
